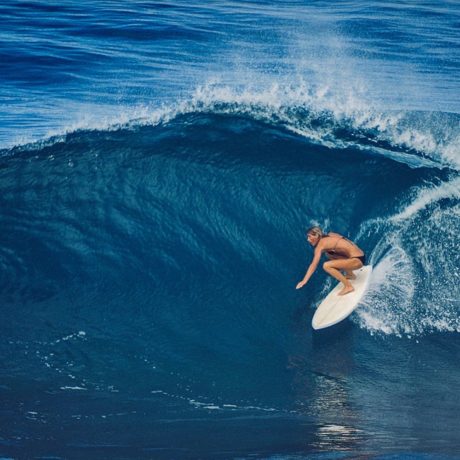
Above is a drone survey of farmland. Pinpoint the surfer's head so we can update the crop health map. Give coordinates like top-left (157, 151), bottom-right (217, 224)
top-left (306, 226), bottom-right (323, 247)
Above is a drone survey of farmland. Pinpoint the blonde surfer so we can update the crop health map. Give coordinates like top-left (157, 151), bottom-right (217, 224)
top-left (296, 226), bottom-right (366, 296)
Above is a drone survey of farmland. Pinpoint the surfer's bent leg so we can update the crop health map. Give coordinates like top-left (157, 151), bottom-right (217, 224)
top-left (345, 271), bottom-right (356, 280)
top-left (323, 258), bottom-right (363, 296)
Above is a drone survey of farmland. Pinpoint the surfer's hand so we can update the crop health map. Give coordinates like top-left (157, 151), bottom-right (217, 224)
top-left (296, 281), bottom-right (306, 290)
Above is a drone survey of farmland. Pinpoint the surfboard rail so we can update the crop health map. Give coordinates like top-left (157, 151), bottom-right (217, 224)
top-left (312, 265), bottom-right (372, 330)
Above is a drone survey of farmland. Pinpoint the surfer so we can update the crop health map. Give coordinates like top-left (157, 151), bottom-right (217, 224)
top-left (296, 226), bottom-right (366, 296)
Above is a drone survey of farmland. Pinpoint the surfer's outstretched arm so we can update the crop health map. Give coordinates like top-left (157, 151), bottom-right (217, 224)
top-left (296, 247), bottom-right (322, 290)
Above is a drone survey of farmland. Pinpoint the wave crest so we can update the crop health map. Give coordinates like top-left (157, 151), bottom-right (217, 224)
top-left (2, 81), bottom-right (459, 171)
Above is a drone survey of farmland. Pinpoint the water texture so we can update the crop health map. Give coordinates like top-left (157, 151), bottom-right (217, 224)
top-left (0, 1), bottom-right (459, 458)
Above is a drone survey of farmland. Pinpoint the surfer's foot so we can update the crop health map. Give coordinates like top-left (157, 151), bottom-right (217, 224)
top-left (345, 272), bottom-right (356, 280)
top-left (339, 285), bottom-right (355, 296)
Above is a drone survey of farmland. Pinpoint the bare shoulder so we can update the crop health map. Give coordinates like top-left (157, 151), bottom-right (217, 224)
top-left (328, 232), bottom-right (342, 238)
top-left (316, 238), bottom-right (329, 251)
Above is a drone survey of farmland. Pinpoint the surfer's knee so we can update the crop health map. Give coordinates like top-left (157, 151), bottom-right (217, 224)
top-left (323, 261), bottom-right (333, 272)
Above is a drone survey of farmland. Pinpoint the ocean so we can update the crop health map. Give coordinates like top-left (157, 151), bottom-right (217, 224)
top-left (0, 0), bottom-right (459, 458)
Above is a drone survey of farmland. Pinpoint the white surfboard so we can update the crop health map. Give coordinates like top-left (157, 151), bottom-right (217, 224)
top-left (312, 265), bottom-right (372, 330)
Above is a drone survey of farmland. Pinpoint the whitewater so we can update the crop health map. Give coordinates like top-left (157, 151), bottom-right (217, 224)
top-left (0, 0), bottom-right (459, 458)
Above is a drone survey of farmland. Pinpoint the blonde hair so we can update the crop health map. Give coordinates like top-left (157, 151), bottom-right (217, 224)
top-left (307, 226), bottom-right (325, 239)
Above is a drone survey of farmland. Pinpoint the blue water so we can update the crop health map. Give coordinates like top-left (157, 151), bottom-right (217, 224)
top-left (1, 1), bottom-right (460, 458)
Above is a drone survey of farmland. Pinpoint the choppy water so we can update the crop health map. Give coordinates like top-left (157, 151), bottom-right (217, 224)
top-left (1, 1), bottom-right (459, 458)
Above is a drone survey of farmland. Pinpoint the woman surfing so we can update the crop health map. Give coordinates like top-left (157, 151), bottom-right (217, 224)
top-left (296, 226), bottom-right (366, 296)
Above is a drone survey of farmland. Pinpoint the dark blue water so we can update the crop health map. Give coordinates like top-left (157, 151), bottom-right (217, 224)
top-left (1, 1), bottom-right (460, 458)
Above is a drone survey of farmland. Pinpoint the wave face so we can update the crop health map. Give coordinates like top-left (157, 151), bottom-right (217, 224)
top-left (1, 106), bottom-right (460, 457)
top-left (1, 0), bottom-right (460, 458)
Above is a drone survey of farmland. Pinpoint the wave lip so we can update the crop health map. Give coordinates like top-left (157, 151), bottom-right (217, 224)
top-left (3, 82), bottom-right (459, 171)
top-left (188, 82), bottom-right (460, 169)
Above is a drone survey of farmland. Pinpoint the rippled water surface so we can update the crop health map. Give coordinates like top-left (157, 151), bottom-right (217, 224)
top-left (1, 1), bottom-right (459, 458)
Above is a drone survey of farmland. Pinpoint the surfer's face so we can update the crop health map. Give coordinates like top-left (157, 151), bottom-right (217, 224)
top-left (307, 233), bottom-right (319, 246)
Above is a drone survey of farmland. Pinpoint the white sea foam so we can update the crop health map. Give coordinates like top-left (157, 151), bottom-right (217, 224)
top-left (3, 80), bottom-right (459, 171)
top-left (391, 177), bottom-right (460, 222)
top-left (356, 178), bottom-right (460, 336)
top-left (60, 386), bottom-right (87, 391)
top-left (187, 81), bottom-right (460, 169)
top-left (151, 389), bottom-right (280, 413)
top-left (52, 330), bottom-right (87, 345)
top-left (356, 246), bottom-right (417, 336)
